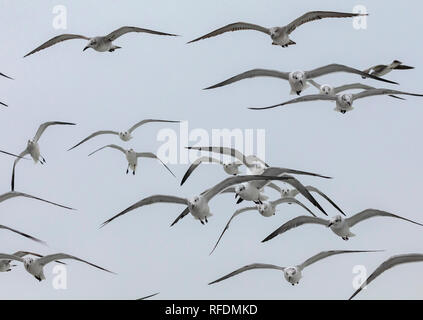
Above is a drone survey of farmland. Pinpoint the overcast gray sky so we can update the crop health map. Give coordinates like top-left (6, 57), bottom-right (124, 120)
top-left (0, 0), bottom-right (423, 300)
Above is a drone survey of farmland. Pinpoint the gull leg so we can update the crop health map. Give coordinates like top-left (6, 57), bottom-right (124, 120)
top-left (200, 220), bottom-right (204, 225)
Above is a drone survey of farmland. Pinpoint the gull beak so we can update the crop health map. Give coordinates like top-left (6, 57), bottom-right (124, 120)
top-left (236, 197), bottom-right (244, 204)
top-left (83, 46), bottom-right (89, 52)
top-left (327, 222), bottom-right (333, 227)
top-left (235, 193), bottom-right (239, 199)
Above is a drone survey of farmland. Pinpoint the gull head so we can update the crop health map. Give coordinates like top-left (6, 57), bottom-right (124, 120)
top-left (189, 196), bottom-right (201, 210)
top-left (23, 257), bottom-right (34, 269)
top-left (340, 94), bottom-right (353, 107)
top-left (321, 85), bottom-right (334, 95)
top-left (284, 267), bottom-right (301, 285)
top-left (258, 202), bottom-right (275, 217)
top-left (83, 38), bottom-right (99, 51)
top-left (119, 131), bottom-right (132, 141)
top-left (328, 215), bottom-right (343, 228)
top-left (223, 163), bottom-right (240, 175)
top-left (234, 184), bottom-right (246, 199)
top-left (269, 27), bottom-right (282, 40)
top-left (289, 71), bottom-right (306, 94)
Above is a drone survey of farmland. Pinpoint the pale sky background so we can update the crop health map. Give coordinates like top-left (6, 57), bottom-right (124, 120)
top-left (0, 0), bottom-right (422, 300)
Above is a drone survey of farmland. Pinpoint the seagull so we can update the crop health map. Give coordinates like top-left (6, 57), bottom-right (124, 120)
top-left (68, 119), bottom-right (180, 151)
top-left (0, 72), bottom-right (13, 80)
top-left (100, 175), bottom-right (313, 227)
top-left (0, 224), bottom-right (45, 244)
top-left (188, 11), bottom-right (367, 47)
top-left (210, 196), bottom-right (315, 255)
top-left (281, 185), bottom-right (345, 216)
top-left (88, 144), bottom-right (175, 177)
top-left (0, 251), bottom-right (65, 272)
top-left (17, 253), bottom-right (115, 281)
top-left (11, 121), bottom-right (76, 191)
top-left (262, 209), bottom-right (423, 243)
top-left (349, 253), bottom-right (423, 299)
top-left (209, 250), bottom-right (379, 287)
top-left (362, 60), bottom-right (414, 78)
top-left (250, 88), bottom-right (423, 114)
top-left (24, 26), bottom-right (179, 57)
top-left (204, 64), bottom-right (397, 96)
top-left (0, 190), bottom-right (74, 210)
top-left (307, 79), bottom-right (405, 100)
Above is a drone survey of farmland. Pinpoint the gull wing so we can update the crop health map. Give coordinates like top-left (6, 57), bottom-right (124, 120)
top-left (24, 34), bottom-right (90, 57)
top-left (188, 22), bottom-right (270, 44)
top-left (204, 69), bottom-right (289, 90)
top-left (68, 130), bottom-right (119, 151)
top-left (262, 216), bottom-right (328, 242)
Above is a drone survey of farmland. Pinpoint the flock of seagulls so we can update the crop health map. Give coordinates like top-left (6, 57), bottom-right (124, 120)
top-left (0, 7), bottom-right (421, 300)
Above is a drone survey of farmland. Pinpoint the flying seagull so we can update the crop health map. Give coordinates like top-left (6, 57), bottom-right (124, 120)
top-left (188, 11), bottom-right (367, 47)
top-left (100, 175), bottom-right (317, 227)
top-left (204, 64), bottom-right (397, 96)
top-left (0, 251), bottom-right (65, 272)
top-left (210, 196), bottom-right (315, 255)
top-left (0, 225), bottom-right (45, 244)
top-left (349, 253), bottom-right (423, 299)
top-left (262, 209), bottom-right (423, 242)
top-left (0, 190), bottom-right (74, 210)
top-left (24, 26), bottom-right (179, 57)
top-left (11, 121), bottom-right (76, 191)
top-left (250, 89), bottom-right (423, 114)
top-left (209, 250), bottom-right (379, 286)
top-left (68, 119), bottom-right (180, 151)
top-left (20, 253), bottom-right (115, 281)
top-left (362, 60), bottom-right (414, 78)
top-left (88, 144), bottom-right (175, 177)
top-left (307, 79), bottom-right (405, 100)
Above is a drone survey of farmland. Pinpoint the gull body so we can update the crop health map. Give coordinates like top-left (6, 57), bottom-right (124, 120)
top-left (209, 250), bottom-right (378, 287)
top-left (205, 64), bottom-right (397, 96)
top-left (262, 209), bottom-right (423, 243)
top-left (24, 26), bottom-right (179, 57)
top-left (189, 11), bottom-right (367, 47)
top-left (11, 121), bottom-right (76, 190)
top-left (88, 144), bottom-right (174, 176)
